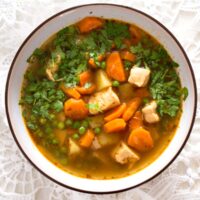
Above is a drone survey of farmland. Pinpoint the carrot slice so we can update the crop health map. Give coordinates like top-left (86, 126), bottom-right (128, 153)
top-left (127, 127), bottom-right (154, 152)
top-left (78, 17), bottom-right (103, 33)
top-left (120, 51), bottom-right (136, 62)
top-left (134, 88), bottom-right (150, 98)
top-left (79, 129), bottom-right (95, 148)
top-left (103, 118), bottom-right (126, 133)
top-left (129, 111), bottom-right (143, 130)
top-left (88, 54), bottom-right (104, 68)
top-left (122, 97), bottom-right (141, 121)
top-left (60, 84), bottom-right (80, 99)
top-left (129, 25), bottom-right (142, 44)
top-left (66, 128), bottom-right (77, 135)
top-left (79, 71), bottom-right (92, 87)
top-left (104, 103), bottom-right (127, 122)
top-left (88, 58), bottom-right (96, 68)
top-left (76, 84), bottom-right (96, 95)
top-left (106, 51), bottom-right (126, 82)
top-left (123, 39), bottom-right (132, 47)
top-left (64, 98), bottom-right (88, 120)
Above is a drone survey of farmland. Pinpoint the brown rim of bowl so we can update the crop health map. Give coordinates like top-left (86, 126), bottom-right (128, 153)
top-left (5, 3), bottom-right (197, 194)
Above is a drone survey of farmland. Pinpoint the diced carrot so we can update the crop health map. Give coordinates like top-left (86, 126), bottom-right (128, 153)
top-left (104, 103), bottom-right (127, 122)
top-left (60, 84), bottom-right (81, 99)
top-left (129, 25), bottom-right (142, 44)
top-left (120, 51), bottom-right (136, 62)
top-left (122, 97), bottom-right (141, 121)
top-left (78, 17), bottom-right (104, 33)
top-left (123, 39), bottom-right (132, 47)
top-left (76, 84), bottom-right (96, 95)
top-left (134, 88), bottom-right (150, 98)
top-left (79, 71), bottom-right (92, 87)
top-left (79, 129), bottom-right (95, 148)
top-left (64, 98), bottom-right (88, 120)
top-left (106, 51), bottom-right (126, 82)
top-left (66, 128), bottom-right (77, 135)
top-left (88, 54), bottom-right (104, 68)
top-left (129, 111), bottom-right (143, 130)
top-left (103, 118), bottom-right (126, 133)
top-left (111, 43), bottom-right (116, 49)
top-left (97, 54), bottom-right (104, 62)
top-left (89, 58), bottom-right (96, 68)
top-left (127, 127), bottom-right (154, 152)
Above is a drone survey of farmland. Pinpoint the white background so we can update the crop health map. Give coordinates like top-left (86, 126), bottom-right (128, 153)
top-left (0, 0), bottom-right (200, 199)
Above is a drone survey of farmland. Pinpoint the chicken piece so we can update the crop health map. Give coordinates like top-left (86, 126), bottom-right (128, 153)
top-left (91, 137), bottom-right (102, 150)
top-left (112, 142), bottom-right (140, 164)
top-left (68, 138), bottom-right (81, 155)
top-left (142, 101), bottom-right (160, 123)
top-left (46, 53), bottom-right (62, 81)
top-left (88, 87), bottom-right (120, 114)
top-left (128, 66), bottom-right (150, 87)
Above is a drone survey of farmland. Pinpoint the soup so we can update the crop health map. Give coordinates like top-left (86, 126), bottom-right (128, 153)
top-left (20, 17), bottom-right (188, 179)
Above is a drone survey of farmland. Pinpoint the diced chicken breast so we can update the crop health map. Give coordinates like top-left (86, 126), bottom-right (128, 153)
top-left (142, 101), bottom-right (160, 123)
top-left (112, 142), bottom-right (140, 164)
top-left (128, 66), bottom-right (150, 87)
top-left (144, 113), bottom-right (160, 123)
top-left (88, 87), bottom-right (120, 114)
top-left (68, 138), bottom-right (81, 155)
top-left (91, 137), bottom-right (102, 150)
top-left (46, 54), bottom-right (61, 81)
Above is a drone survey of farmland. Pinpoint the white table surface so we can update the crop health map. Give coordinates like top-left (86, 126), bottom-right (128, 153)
top-left (0, 0), bottom-right (200, 199)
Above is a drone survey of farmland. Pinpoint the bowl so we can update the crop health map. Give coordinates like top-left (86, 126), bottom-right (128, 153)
top-left (5, 3), bottom-right (197, 194)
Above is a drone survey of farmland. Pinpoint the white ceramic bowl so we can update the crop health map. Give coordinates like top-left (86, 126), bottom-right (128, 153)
top-left (5, 4), bottom-right (197, 194)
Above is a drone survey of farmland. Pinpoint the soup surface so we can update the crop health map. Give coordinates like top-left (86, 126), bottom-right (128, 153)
top-left (20, 17), bottom-right (188, 179)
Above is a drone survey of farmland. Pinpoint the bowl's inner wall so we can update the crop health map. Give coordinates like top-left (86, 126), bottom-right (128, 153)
top-left (6, 4), bottom-right (196, 193)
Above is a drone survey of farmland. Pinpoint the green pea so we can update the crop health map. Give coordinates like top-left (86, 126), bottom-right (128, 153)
top-left (73, 121), bottom-right (81, 129)
top-left (72, 133), bottom-right (80, 140)
top-left (60, 146), bottom-right (67, 153)
top-left (95, 61), bottom-right (100, 67)
top-left (79, 126), bottom-right (86, 135)
top-left (52, 120), bottom-right (58, 127)
top-left (60, 158), bottom-right (68, 165)
top-left (52, 138), bottom-right (59, 145)
top-left (49, 114), bottom-right (55, 120)
top-left (94, 127), bottom-right (101, 134)
top-left (39, 117), bottom-right (47, 125)
top-left (35, 130), bottom-right (43, 137)
top-left (65, 118), bottom-right (73, 127)
top-left (101, 61), bottom-right (106, 69)
top-left (45, 126), bottom-right (52, 134)
top-left (57, 121), bottom-right (65, 129)
top-left (81, 120), bottom-right (89, 128)
top-left (112, 80), bottom-right (120, 87)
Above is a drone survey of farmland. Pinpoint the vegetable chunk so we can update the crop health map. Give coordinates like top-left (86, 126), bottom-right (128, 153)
top-left (88, 87), bottom-right (120, 114)
top-left (64, 98), bottom-right (88, 120)
top-left (128, 127), bottom-right (154, 152)
top-left (60, 84), bottom-right (81, 99)
top-left (104, 118), bottom-right (126, 133)
top-left (104, 103), bottom-right (126, 122)
top-left (128, 66), bottom-right (150, 87)
top-left (69, 138), bottom-right (81, 155)
top-left (78, 17), bottom-right (104, 33)
top-left (95, 69), bottom-right (112, 91)
top-left (122, 97), bottom-right (141, 121)
top-left (129, 111), bottom-right (143, 130)
top-left (120, 51), bottom-right (136, 62)
top-left (79, 129), bottom-right (95, 148)
top-left (112, 142), bottom-right (140, 164)
top-left (106, 52), bottom-right (126, 82)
